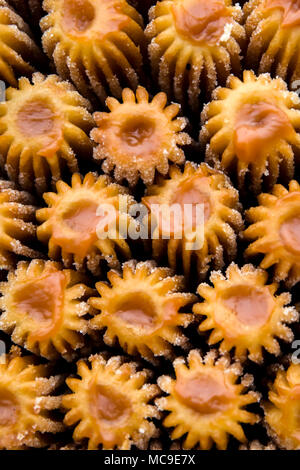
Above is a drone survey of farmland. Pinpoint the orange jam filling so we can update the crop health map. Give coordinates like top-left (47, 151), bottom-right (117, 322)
top-left (172, 0), bottom-right (231, 46)
top-left (90, 384), bottom-right (131, 422)
top-left (222, 284), bottom-right (274, 327)
top-left (263, 0), bottom-right (300, 28)
top-left (17, 99), bottom-right (55, 137)
top-left (90, 383), bottom-right (131, 447)
top-left (233, 102), bottom-right (294, 163)
top-left (174, 372), bottom-right (233, 414)
top-left (62, 0), bottom-right (95, 33)
top-left (114, 293), bottom-right (157, 329)
top-left (280, 215), bottom-right (300, 255)
top-left (63, 200), bottom-right (100, 233)
top-left (12, 269), bottom-right (66, 338)
top-left (117, 116), bottom-right (157, 155)
top-left (53, 199), bottom-right (112, 257)
top-left (172, 177), bottom-right (211, 227)
top-left (0, 389), bottom-right (19, 427)
top-left (89, 382), bottom-right (131, 446)
top-left (150, 176), bottom-right (211, 236)
top-left (62, 0), bottom-right (129, 39)
top-left (17, 98), bottom-right (62, 158)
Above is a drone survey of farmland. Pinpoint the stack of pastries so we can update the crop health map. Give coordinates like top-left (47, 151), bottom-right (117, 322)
top-left (0, 0), bottom-right (299, 450)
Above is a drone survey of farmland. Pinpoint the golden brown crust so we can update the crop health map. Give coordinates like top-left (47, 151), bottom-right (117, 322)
top-left (194, 263), bottom-right (298, 363)
top-left (0, 260), bottom-right (93, 360)
top-left (36, 172), bottom-right (136, 275)
top-left (143, 162), bottom-right (243, 278)
top-left (0, 179), bottom-right (40, 270)
top-left (91, 86), bottom-right (191, 187)
top-left (244, 180), bottom-right (300, 287)
top-left (0, 1), bottom-right (43, 85)
top-left (41, 0), bottom-right (145, 104)
top-left (264, 363), bottom-right (300, 449)
top-left (244, 0), bottom-right (300, 87)
top-left (89, 260), bottom-right (196, 361)
top-left (146, 0), bottom-right (245, 112)
top-left (0, 73), bottom-right (94, 195)
top-left (201, 70), bottom-right (300, 193)
top-left (0, 347), bottom-right (64, 449)
top-left (63, 354), bottom-right (160, 449)
top-left (156, 350), bottom-right (259, 450)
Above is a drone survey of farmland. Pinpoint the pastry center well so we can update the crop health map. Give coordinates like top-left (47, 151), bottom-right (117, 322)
top-left (222, 284), bottom-right (274, 327)
top-left (172, 0), bottom-right (231, 45)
